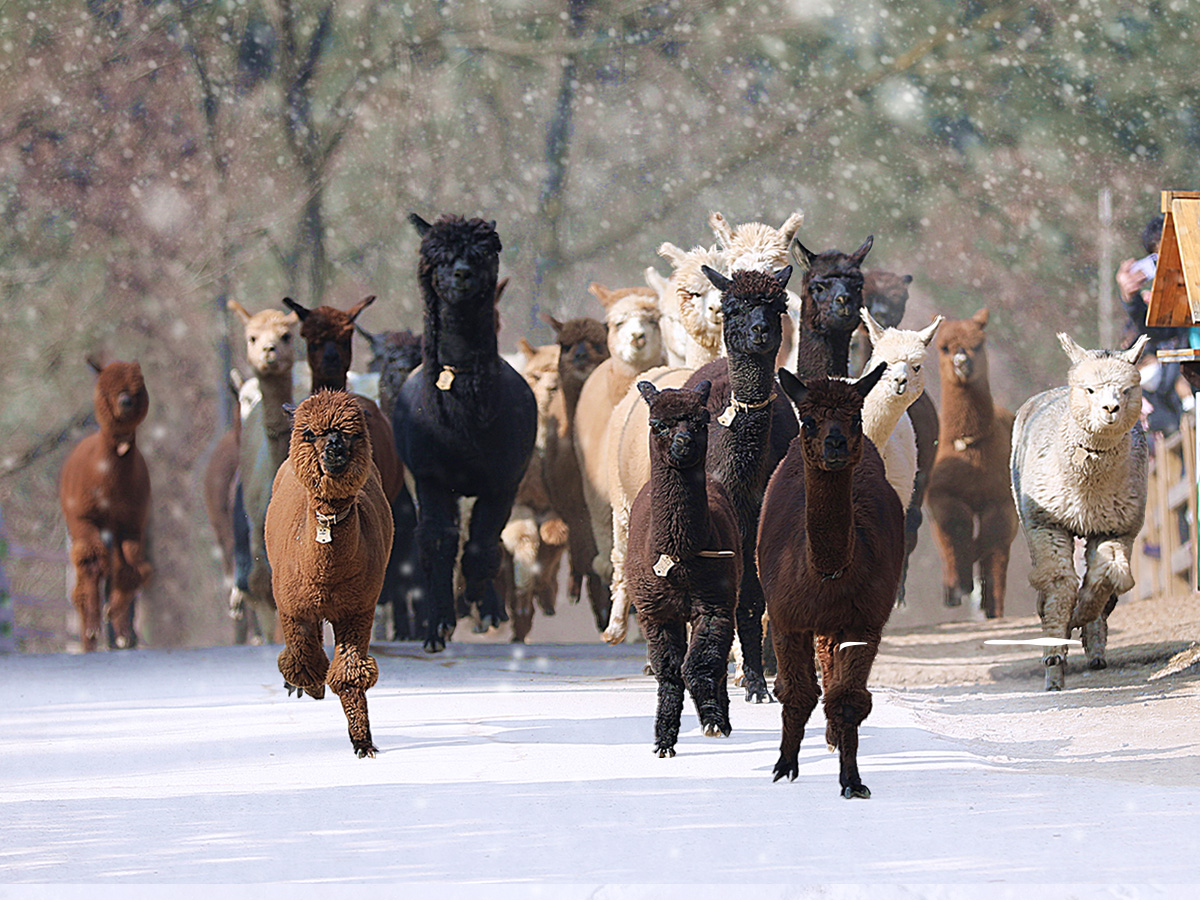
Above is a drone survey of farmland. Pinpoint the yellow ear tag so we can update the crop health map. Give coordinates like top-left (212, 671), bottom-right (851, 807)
top-left (653, 554), bottom-right (676, 577)
top-left (717, 406), bottom-right (736, 427)
top-left (316, 524), bottom-right (332, 544)
top-left (436, 367), bottom-right (456, 391)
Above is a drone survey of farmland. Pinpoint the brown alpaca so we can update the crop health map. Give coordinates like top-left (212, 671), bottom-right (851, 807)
top-left (265, 390), bottom-right (394, 757)
top-left (540, 313), bottom-right (611, 627)
top-left (757, 364), bottom-right (903, 798)
top-left (925, 308), bottom-right (1019, 617)
top-left (625, 380), bottom-right (741, 757)
top-left (59, 359), bottom-right (153, 651)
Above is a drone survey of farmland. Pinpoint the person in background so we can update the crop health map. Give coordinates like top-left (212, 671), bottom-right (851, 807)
top-left (1117, 212), bottom-right (1186, 435)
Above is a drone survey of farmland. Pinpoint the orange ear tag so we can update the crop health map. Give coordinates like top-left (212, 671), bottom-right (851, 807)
top-left (436, 367), bottom-right (456, 391)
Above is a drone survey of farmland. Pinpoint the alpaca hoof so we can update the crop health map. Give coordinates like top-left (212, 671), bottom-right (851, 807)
top-left (703, 721), bottom-right (731, 738)
top-left (842, 784), bottom-right (871, 800)
top-left (1088, 657), bottom-right (1107, 671)
top-left (943, 590), bottom-right (964, 608)
top-left (656, 745), bottom-right (676, 758)
top-left (772, 758), bottom-right (798, 782)
top-left (1043, 660), bottom-right (1065, 691)
top-left (642, 663), bottom-right (654, 676)
top-left (353, 740), bottom-right (379, 759)
top-left (602, 624), bottom-right (626, 645)
top-left (423, 636), bottom-right (446, 653)
top-left (742, 672), bottom-right (773, 704)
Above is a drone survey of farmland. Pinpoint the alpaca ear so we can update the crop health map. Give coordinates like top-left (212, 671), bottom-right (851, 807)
top-left (227, 299), bottom-right (252, 325)
top-left (708, 211), bottom-right (734, 248)
top-left (918, 315), bottom-right (945, 347)
top-left (973, 307), bottom-right (990, 328)
top-left (409, 213), bottom-right (432, 236)
top-left (229, 369), bottom-right (245, 393)
top-left (86, 354), bottom-right (105, 374)
top-left (848, 235), bottom-right (874, 267)
top-left (657, 242), bottom-right (686, 267)
top-left (644, 266), bottom-right (670, 296)
top-left (637, 380), bottom-right (659, 405)
top-left (495, 276), bottom-right (510, 303)
top-left (861, 306), bottom-right (887, 344)
top-left (779, 211), bottom-right (805, 244)
top-left (282, 297), bottom-right (309, 321)
top-left (1057, 332), bottom-right (1089, 367)
top-left (701, 265), bottom-right (731, 293)
top-left (855, 361), bottom-right (888, 399)
top-left (356, 324), bottom-right (385, 356)
top-left (773, 264), bottom-right (793, 291)
top-left (347, 295), bottom-right (376, 322)
top-left (691, 379), bottom-right (712, 405)
top-left (588, 283), bottom-right (615, 308)
top-left (539, 311), bottom-right (565, 335)
top-left (518, 338), bottom-right (538, 360)
top-left (282, 402), bottom-right (297, 422)
top-left (902, 274), bottom-right (913, 284)
top-left (777, 367), bottom-right (808, 407)
top-left (1123, 333), bottom-right (1151, 366)
top-left (789, 236), bottom-right (816, 272)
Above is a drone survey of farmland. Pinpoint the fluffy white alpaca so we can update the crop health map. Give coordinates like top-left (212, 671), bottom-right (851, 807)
top-left (655, 243), bottom-right (726, 368)
top-left (860, 308), bottom-right (943, 506)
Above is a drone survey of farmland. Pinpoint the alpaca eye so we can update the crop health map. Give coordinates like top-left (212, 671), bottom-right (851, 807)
top-left (801, 417), bottom-right (816, 432)
top-left (302, 430), bottom-right (316, 442)
top-left (249, 335), bottom-right (257, 345)
top-left (1085, 387), bottom-right (1094, 394)
top-left (913, 364), bottom-right (921, 373)
top-left (281, 334), bottom-right (291, 343)
top-left (851, 414), bottom-right (862, 428)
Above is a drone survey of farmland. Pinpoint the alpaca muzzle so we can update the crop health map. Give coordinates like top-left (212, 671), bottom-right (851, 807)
top-left (952, 351), bottom-right (973, 380)
top-left (823, 432), bottom-right (850, 468)
top-left (321, 433), bottom-right (351, 474)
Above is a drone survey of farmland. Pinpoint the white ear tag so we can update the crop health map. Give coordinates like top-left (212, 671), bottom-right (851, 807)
top-left (436, 368), bottom-right (455, 391)
top-left (717, 406), bottom-right (736, 427)
top-left (316, 524), bottom-right (332, 544)
top-left (653, 554), bottom-right (676, 577)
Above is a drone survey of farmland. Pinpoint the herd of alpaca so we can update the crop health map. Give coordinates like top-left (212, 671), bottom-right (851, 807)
top-left (55, 206), bottom-right (1158, 786)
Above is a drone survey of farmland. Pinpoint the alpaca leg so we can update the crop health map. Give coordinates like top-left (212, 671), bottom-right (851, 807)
top-left (814, 635), bottom-right (841, 750)
top-left (977, 502), bottom-right (1017, 618)
top-left (1081, 595), bottom-right (1119, 669)
top-left (683, 612), bottom-right (735, 738)
top-left (328, 613), bottom-right (380, 758)
top-left (896, 504), bottom-right (923, 607)
top-left (603, 503), bottom-right (632, 644)
top-left (770, 629), bottom-right (819, 782)
top-left (462, 492), bottom-right (517, 631)
top-left (108, 537), bottom-right (150, 649)
top-left (1070, 537), bottom-right (1135, 632)
top-left (68, 529), bottom-right (107, 653)
top-left (1028, 526), bottom-right (1078, 690)
top-left (386, 486), bottom-right (420, 641)
top-left (735, 556), bottom-right (772, 704)
top-left (643, 619), bottom-right (687, 757)
top-left (822, 636), bottom-right (878, 799)
top-left (414, 484), bottom-right (461, 652)
top-left (927, 494), bottom-right (976, 607)
top-left (277, 612), bottom-right (328, 699)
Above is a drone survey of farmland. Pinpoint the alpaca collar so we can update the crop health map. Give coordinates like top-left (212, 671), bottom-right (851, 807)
top-left (435, 365), bottom-right (461, 391)
top-left (314, 502), bottom-right (356, 544)
top-left (717, 391), bottom-right (777, 427)
top-left (820, 565), bottom-right (847, 582)
top-left (952, 433), bottom-right (983, 452)
top-left (654, 549), bottom-right (737, 577)
top-left (1070, 442), bottom-right (1117, 466)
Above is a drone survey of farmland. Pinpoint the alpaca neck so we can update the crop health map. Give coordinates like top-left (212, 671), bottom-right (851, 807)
top-left (862, 387), bottom-right (911, 449)
top-left (310, 367), bottom-right (346, 393)
top-left (803, 463), bottom-right (856, 577)
top-left (258, 368), bottom-right (295, 465)
top-left (649, 457), bottom-right (710, 560)
top-left (940, 376), bottom-right (995, 441)
top-left (797, 310), bottom-right (852, 379)
top-left (99, 427), bottom-right (139, 457)
top-left (726, 347), bottom-right (775, 405)
top-left (1059, 414), bottom-right (1132, 466)
top-left (559, 372), bottom-right (586, 428)
top-left (607, 357), bottom-right (649, 407)
top-left (429, 293), bottom-right (499, 370)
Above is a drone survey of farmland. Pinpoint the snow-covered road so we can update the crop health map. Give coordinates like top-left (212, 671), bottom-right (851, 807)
top-left (2, 642), bottom-right (1198, 885)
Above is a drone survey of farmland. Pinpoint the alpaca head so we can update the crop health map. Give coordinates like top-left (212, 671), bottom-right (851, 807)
top-left (701, 265), bottom-right (791, 360)
top-left (659, 242), bottom-right (727, 353)
top-left (283, 295), bottom-right (375, 391)
top-left (517, 338), bottom-right (562, 415)
top-left (228, 301), bottom-right (299, 378)
top-left (1059, 332), bottom-right (1149, 435)
top-left (357, 327), bottom-right (422, 420)
top-left (542, 313), bottom-right (609, 393)
top-left (410, 213), bottom-right (501, 308)
top-left (790, 234), bottom-right (873, 336)
top-left (590, 283), bottom-right (664, 370)
top-left (862, 309), bottom-right (943, 404)
top-left (288, 389), bottom-right (374, 501)
top-left (89, 358), bottom-right (148, 447)
top-left (863, 270), bottom-right (913, 330)
top-left (936, 308), bottom-right (991, 387)
top-left (708, 210), bottom-right (804, 273)
top-left (778, 364), bottom-right (885, 472)
top-left (638, 380), bottom-right (712, 470)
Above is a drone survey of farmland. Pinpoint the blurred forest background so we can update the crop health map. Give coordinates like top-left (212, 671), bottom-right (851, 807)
top-left (1, 0), bottom-right (1196, 651)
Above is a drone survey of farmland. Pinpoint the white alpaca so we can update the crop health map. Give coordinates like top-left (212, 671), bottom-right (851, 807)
top-left (1011, 333), bottom-right (1150, 691)
top-left (654, 244), bottom-right (726, 368)
top-left (860, 309), bottom-right (943, 506)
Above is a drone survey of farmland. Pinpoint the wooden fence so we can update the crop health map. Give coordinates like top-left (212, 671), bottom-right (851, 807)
top-left (1132, 413), bottom-right (1197, 599)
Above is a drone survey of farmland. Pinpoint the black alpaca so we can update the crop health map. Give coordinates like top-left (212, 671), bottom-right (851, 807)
top-left (685, 264), bottom-right (799, 704)
top-left (393, 213), bottom-right (537, 652)
top-left (625, 380), bottom-right (741, 757)
top-left (791, 235), bottom-right (874, 379)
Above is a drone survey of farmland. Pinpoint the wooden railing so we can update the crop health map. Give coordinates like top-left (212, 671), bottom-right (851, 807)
top-left (1132, 412), bottom-right (1197, 599)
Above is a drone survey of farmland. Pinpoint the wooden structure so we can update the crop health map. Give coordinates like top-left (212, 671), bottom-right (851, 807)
top-left (1131, 412), bottom-right (1196, 599)
top-left (1144, 190), bottom-right (1200, 593)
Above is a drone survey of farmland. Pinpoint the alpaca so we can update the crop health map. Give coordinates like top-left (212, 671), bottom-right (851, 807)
top-left (859, 309), bottom-right (944, 508)
top-left (655, 243), bottom-right (726, 368)
top-left (849, 270), bottom-right (913, 377)
top-left (230, 301), bottom-right (301, 641)
top-left (1011, 334), bottom-right (1150, 690)
top-left (925, 309), bottom-right (1019, 617)
top-left (356, 325), bottom-right (423, 422)
top-left (540, 313), bottom-right (611, 626)
top-left (790, 234), bottom-right (874, 378)
top-left (757, 363), bottom-right (904, 798)
top-left (574, 283), bottom-right (665, 621)
top-left (625, 380), bottom-right (741, 757)
top-left (265, 390), bottom-right (393, 757)
top-left (393, 213), bottom-right (537, 652)
top-left (59, 358), bottom-right (152, 651)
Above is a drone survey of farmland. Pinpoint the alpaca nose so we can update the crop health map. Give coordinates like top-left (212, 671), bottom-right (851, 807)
top-left (824, 429), bottom-right (849, 465)
top-left (320, 343), bottom-right (342, 372)
top-left (572, 344), bottom-right (591, 366)
top-left (632, 331), bottom-right (646, 349)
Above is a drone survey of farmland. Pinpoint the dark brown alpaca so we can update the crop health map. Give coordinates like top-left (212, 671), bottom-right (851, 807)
top-left (757, 363), bottom-right (903, 798)
top-left (625, 380), bottom-right (741, 757)
top-left (265, 390), bottom-right (394, 757)
top-left (925, 308), bottom-right (1018, 617)
top-left (790, 234), bottom-right (874, 379)
top-left (542, 313), bottom-right (611, 626)
top-left (59, 359), bottom-right (152, 651)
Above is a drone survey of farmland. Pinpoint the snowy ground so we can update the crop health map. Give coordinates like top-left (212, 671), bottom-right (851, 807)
top-left (2, 640), bottom-right (1200, 889)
